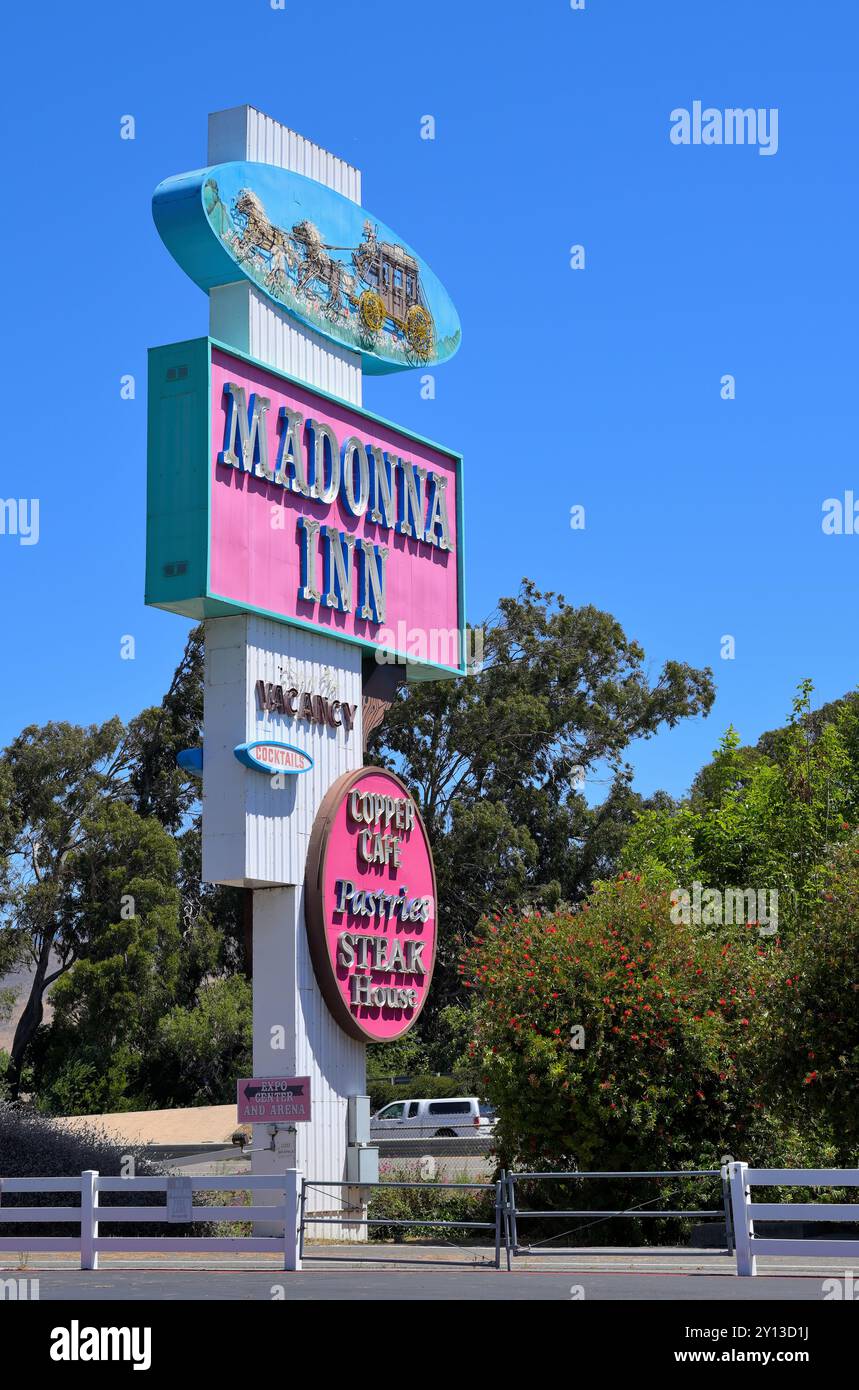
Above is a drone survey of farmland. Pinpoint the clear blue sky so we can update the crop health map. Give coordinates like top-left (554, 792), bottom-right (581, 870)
top-left (1, 0), bottom-right (856, 800)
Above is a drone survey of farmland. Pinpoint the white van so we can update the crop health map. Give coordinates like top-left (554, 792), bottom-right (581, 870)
top-left (370, 1096), bottom-right (495, 1138)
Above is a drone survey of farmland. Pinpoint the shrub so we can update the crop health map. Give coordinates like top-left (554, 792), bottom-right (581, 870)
top-left (368, 1163), bottom-right (496, 1243)
top-left (760, 842), bottom-right (859, 1164)
top-left (463, 872), bottom-right (793, 1174)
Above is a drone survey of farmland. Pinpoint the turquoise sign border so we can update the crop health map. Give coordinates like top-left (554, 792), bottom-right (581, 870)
top-left (145, 336), bottom-right (467, 679)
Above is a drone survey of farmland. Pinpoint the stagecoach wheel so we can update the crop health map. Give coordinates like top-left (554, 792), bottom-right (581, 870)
top-left (405, 304), bottom-right (433, 358)
top-left (359, 289), bottom-right (385, 334)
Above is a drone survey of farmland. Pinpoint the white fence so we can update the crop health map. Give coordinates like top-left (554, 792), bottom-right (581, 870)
top-left (6, 1163), bottom-right (859, 1276)
top-left (0, 1170), bottom-right (302, 1270)
top-left (729, 1162), bottom-right (859, 1275)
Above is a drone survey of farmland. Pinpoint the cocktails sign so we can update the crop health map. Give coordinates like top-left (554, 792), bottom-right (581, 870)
top-left (145, 339), bottom-right (465, 677)
top-left (233, 741), bottom-right (313, 775)
top-left (305, 768), bottom-right (437, 1041)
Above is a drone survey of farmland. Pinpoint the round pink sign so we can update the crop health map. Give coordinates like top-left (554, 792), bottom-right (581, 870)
top-left (305, 767), bottom-right (437, 1042)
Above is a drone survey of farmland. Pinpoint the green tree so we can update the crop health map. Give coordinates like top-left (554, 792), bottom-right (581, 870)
top-left (124, 624), bottom-right (205, 832)
top-left (0, 624), bottom-right (247, 1108)
top-left (370, 580), bottom-right (715, 1055)
top-left (31, 802), bottom-right (181, 1114)
top-left (142, 975), bottom-right (253, 1107)
top-left (1, 718), bottom-right (132, 1097)
top-left (621, 682), bottom-right (859, 926)
top-left (761, 841), bottom-right (859, 1163)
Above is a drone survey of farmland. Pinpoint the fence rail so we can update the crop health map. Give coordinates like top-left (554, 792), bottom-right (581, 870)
top-left (0, 1170), bottom-right (301, 1270)
top-left (299, 1177), bottom-right (505, 1268)
top-left (729, 1162), bottom-right (859, 1275)
top-left (505, 1168), bottom-right (733, 1258)
top-left (5, 1163), bottom-right (859, 1275)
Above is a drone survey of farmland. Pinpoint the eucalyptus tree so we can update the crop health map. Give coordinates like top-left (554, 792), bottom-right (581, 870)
top-left (1, 718), bottom-right (135, 1097)
top-left (0, 624), bottom-right (218, 1103)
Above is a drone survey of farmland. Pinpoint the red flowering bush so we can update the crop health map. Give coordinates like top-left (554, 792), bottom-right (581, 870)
top-left (463, 872), bottom-right (790, 1172)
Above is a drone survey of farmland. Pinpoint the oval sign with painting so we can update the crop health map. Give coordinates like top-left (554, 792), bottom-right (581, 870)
top-left (152, 161), bottom-right (461, 375)
top-left (305, 767), bottom-right (437, 1041)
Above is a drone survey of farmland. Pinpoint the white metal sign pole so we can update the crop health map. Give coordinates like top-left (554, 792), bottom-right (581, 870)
top-left (202, 106), bottom-right (367, 1239)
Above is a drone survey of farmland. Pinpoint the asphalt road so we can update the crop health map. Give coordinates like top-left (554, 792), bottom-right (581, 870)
top-left (10, 1269), bottom-right (838, 1300)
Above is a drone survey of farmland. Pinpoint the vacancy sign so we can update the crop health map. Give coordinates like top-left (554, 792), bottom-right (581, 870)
top-left (237, 1075), bottom-right (312, 1123)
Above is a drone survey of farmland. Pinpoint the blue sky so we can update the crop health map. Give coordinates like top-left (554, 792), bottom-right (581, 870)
top-left (1, 0), bottom-right (856, 800)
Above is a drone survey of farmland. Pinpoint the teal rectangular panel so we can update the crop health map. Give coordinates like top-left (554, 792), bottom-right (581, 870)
top-left (145, 338), bottom-right (211, 616)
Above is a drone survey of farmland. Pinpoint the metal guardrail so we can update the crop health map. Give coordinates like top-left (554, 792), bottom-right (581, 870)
top-left (299, 1177), bottom-right (506, 1267)
top-left (504, 1168), bottom-right (734, 1259)
top-left (298, 1167), bottom-right (733, 1271)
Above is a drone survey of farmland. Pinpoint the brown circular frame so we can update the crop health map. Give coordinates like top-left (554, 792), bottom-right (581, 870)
top-left (304, 766), bottom-right (439, 1042)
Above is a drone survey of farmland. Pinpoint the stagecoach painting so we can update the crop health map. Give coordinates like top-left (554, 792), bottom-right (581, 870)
top-left (155, 162), bottom-right (461, 374)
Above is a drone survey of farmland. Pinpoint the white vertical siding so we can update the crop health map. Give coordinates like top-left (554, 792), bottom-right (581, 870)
top-left (243, 618), bottom-right (363, 886)
top-left (252, 885), bottom-right (365, 1226)
top-left (202, 615), bottom-right (363, 887)
top-left (207, 106), bottom-right (362, 406)
top-left (207, 105), bottom-right (361, 202)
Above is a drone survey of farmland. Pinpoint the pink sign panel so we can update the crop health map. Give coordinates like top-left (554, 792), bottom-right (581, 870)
top-left (209, 347), bottom-right (464, 673)
top-left (237, 1076), bottom-right (312, 1124)
top-left (305, 768), bottom-right (437, 1042)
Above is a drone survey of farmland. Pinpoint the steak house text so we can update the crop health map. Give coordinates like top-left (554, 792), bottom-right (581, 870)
top-left (333, 790), bottom-right (433, 1012)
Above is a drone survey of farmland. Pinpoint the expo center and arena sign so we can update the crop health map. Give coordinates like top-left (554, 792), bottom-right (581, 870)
top-left (146, 340), bottom-right (465, 678)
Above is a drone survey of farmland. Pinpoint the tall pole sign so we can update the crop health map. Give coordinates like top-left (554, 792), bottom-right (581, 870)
top-left (145, 106), bottom-right (463, 1242)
